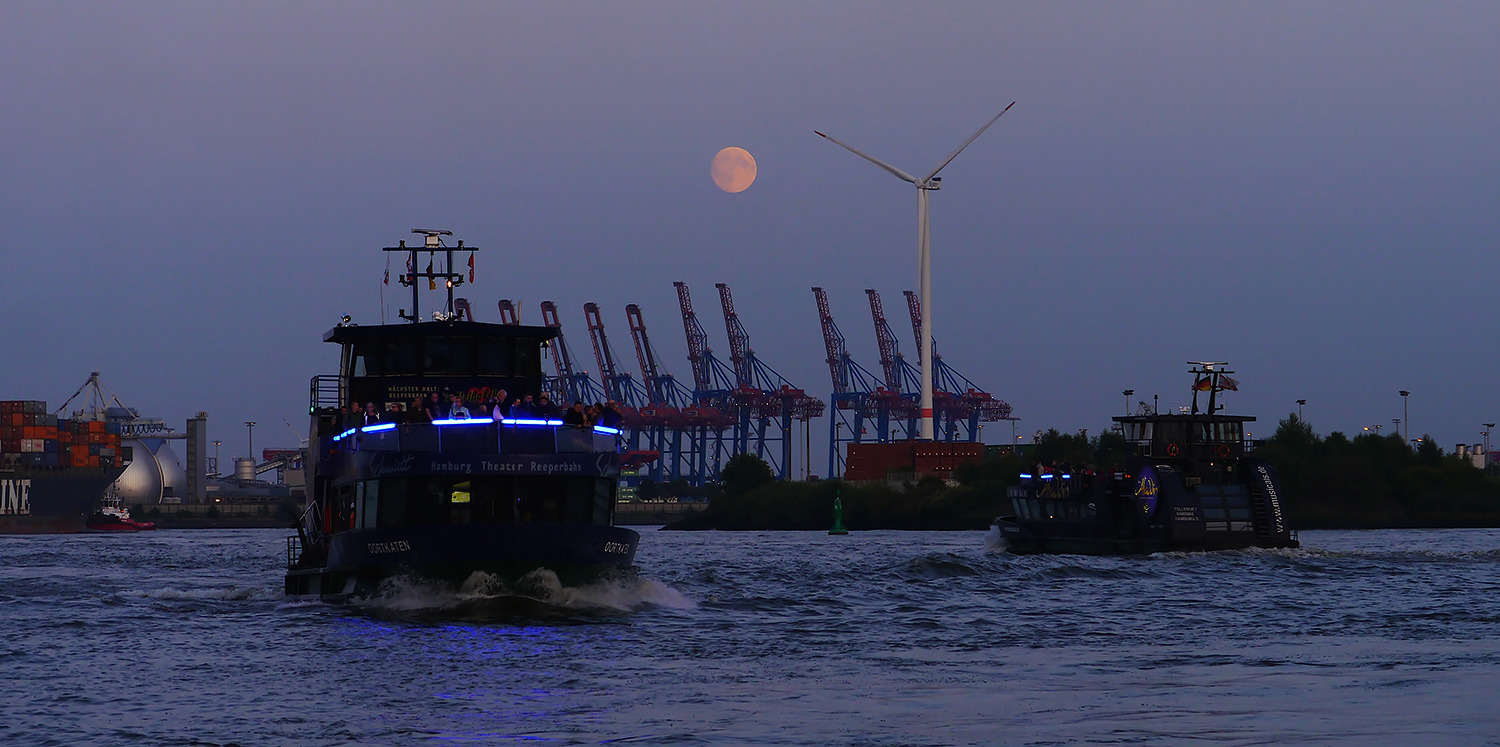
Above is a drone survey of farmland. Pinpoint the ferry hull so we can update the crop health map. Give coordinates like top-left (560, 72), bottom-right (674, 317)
top-left (285, 522), bottom-right (640, 600)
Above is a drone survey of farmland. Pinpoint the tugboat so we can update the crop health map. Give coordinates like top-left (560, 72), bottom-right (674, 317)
top-left (86, 495), bottom-right (156, 531)
top-left (993, 362), bottom-right (1298, 555)
top-left (284, 230), bottom-right (640, 600)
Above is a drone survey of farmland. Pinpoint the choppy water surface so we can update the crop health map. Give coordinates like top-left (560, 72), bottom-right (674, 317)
top-left (4, 528), bottom-right (1500, 745)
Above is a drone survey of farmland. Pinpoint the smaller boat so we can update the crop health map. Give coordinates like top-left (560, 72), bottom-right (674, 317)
top-left (86, 496), bottom-right (156, 532)
top-left (993, 362), bottom-right (1298, 555)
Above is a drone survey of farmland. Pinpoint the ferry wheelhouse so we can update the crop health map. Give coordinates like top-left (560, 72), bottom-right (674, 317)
top-left (994, 362), bottom-right (1298, 555)
top-left (285, 231), bottom-right (639, 599)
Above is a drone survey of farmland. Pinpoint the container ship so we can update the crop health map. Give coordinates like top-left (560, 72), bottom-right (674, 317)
top-left (1, 399), bottom-right (129, 534)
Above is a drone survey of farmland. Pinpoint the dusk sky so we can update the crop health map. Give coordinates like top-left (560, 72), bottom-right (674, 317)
top-left (3, 2), bottom-right (1498, 468)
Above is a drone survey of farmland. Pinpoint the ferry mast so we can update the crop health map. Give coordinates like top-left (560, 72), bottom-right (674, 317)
top-left (384, 228), bottom-right (474, 322)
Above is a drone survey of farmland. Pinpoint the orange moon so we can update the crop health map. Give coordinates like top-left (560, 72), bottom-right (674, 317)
top-left (711, 147), bottom-right (757, 193)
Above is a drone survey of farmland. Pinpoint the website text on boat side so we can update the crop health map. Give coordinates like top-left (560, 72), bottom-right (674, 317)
top-left (284, 229), bottom-right (640, 599)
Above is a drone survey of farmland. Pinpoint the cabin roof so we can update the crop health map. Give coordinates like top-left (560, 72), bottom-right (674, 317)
top-left (323, 320), bottom-right (559, 344)
top-left (1113, 413), bottom-right (1256, 424)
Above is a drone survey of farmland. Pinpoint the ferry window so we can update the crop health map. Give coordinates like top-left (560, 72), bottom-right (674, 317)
top-left (376, 478), bottom-right (409, 528)
top-left (592, 477), bottom-right (614, 525)
top-left (386, 340), bottom-right (422, 375)
top-left (1156, 422), bottom-right (1186, 447)
top-left (425, 337), bottom-right (475, 376)
top-left (476, 338), bottom-right (514, 376)
top-left (357, 481), bottom-right (379, 529)
top-left (351, 341), bottom-right (383, 378)
top-left (514, 340), bottom-right (540, 378)
top-left (515, 476), bottom-right (564, 522)
top-left (564, 477), bottom-right (594, 525)
top-left (449, 480), bottom-right (473, 524)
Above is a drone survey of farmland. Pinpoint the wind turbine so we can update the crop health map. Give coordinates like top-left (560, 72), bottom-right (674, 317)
top-left (816, 101), bottom-right (1015, 440)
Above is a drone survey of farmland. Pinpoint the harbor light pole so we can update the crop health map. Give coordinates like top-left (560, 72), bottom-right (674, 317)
top-left (1123, 389), bottom-right (1134, 416)
top-left (1399, 390), bottom-right (1410, 441)
top-left (1297, 399), bottom-right (1306, 420)
top-left (1393, 419), bottom-right (1401, 442)
top-left (1484, 424), bottom-right (1495, 468)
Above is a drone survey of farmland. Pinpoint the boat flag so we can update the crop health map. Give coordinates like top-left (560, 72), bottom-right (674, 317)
top-left (468, 252), bottom-right (475, 283)
top-left (383, 252), bottom-right (390, 285)
top-left (1217, 375), bottom-right (1239, 392)
top-left (405, 254), bottom-right (414, 285)
top-left (426, 259), bottom-right (436, 290)
top-left (1193, 376), bottom-right (1213, 391)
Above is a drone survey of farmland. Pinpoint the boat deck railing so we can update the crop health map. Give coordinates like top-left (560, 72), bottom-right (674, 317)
top-left (325, 418), bottom-right (621, 456)
top-left (1121, 439), bottom-right (1264, 459)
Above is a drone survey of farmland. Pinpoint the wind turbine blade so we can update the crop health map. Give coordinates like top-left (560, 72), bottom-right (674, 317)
top-left (921, 101), bottom-right (1015, 183)
top-left (815, 130), bottom-right (918, 184)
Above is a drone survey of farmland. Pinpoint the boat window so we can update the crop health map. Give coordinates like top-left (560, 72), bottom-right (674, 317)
top-left (385, 339), bottom-right (422, 376)
top-left (515, 476), bottom-right (565, 523)
top-left (357, 480), bottom-right (379, 529)
top-left (1155, 421), bottom-right (1186, 448)
top-left (476, 337), bottom-right (514, 376)
top-left (350, 341), bottom-right (383, 378)
top-left (449, 480), bottom-right (473, 524)
top-left (514, 340), bottom-right (540, 379)
top-left (592, 477), bottom-right (614, 525)
top-left (564, 477), bottom-right (594, 525)
top-left (376, 478), bottom-right (409, 528)
top-left (425, 337), bottom-right (475, 376)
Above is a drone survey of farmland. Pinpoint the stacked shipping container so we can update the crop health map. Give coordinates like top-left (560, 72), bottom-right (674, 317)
top-left (0, 400), bottom-right (126, 469)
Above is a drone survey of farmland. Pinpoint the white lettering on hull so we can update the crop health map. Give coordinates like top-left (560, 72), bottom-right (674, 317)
top-left (0, 480), bottom-right (31, 516)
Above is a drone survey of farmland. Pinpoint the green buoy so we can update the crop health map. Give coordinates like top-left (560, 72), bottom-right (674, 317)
top-left (829, 491), bottom-right (849, 535)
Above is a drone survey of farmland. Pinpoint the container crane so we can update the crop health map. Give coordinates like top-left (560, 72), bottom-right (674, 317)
top-left (866, 288), bottom-right (922, 439)
top-left (583, 302), bottom-right (652, 450)
top-left (539, 300), bottom-right (608, 407)
top-left (675, 282), bottom-right (744, 483)
top-left (903, 290), bottom-right (1012, 440)
top-left (628, 302), bottom-right (726, 484)
top-left (717, 282), bottom-right (825, 480)
top-left (813, 287), bottom-right (889, 478)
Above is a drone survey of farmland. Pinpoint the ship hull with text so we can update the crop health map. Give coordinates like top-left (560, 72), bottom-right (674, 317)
top-left (993, 363), bottom-right (1298, 555)
top-left (285, 231), bottom-right (639, 600)
top-left (1, 469), bottom-right (126, 534)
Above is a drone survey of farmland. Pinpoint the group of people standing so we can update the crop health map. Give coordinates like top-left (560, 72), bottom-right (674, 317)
top-left (340, 390), bottom-right (624, 430)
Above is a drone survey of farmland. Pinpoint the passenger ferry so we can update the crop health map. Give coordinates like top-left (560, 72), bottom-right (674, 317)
top-left (284, 231), bottom-right (639, 599)
top-left (993, 362), bottom-right (1298, 555)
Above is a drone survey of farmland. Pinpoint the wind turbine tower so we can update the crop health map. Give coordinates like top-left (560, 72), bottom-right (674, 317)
top-left (816, 101), bottom-right (1014, 440)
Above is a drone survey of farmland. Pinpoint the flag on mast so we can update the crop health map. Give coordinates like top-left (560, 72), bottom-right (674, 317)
top-left (426, 259), bottom-right (436, 290)
top-left (468, 253), bottom-right (475, 283)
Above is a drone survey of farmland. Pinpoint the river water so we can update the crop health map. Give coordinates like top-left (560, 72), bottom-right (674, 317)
top-left (3, 527), bottom-right (1500, 745)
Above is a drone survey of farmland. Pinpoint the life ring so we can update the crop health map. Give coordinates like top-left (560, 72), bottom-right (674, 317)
top-left (1216, 444), bottom-right (1230, 458)
top-left (1166, 443), bottom-right (1180, 457)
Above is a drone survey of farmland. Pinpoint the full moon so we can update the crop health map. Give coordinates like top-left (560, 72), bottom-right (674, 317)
top-left (711, 147), bottom-right (757, 193)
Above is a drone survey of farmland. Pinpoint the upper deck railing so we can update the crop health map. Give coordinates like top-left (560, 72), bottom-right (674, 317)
top-left (325, 418), bottom-right (622, 457)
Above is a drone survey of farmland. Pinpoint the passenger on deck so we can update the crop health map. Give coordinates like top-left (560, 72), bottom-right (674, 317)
top-left (535, 393), bottom-right (559, 419)
top-left (407, 398), bottom-right (433, 424)
top-left (362, 402), bottom-right (383, 426)
top-left (600, 401), bottom-right (623, 428)
top-left (429, 393), bottom-right (448, 420)
top-left (563, 401), bottom-right (587, 427)
top-left (513, 393), bottom-right (537, 417)
top-left (586, 403), bottom-right (602, 426)
top-left (490, 390), bottom-right (510, 422)
top-left (449, 397), bottom-right (472, 419)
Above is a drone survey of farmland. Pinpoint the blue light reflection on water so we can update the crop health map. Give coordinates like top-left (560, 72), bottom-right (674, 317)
top-left (3, 528), bottom-right (1500, 744)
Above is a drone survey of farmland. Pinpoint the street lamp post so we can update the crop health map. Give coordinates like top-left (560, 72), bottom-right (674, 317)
top-left (1393, 418), bottom-right (1401, 443)
top-left (1296, 399), bottom-right (1306, 420)
top-left (1123, 390), bottom-right (1134, 416)
top-left (1484, 423), bottom-right (1495, 468)
top-left (1399, 390), bottom-right (1410, 441)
